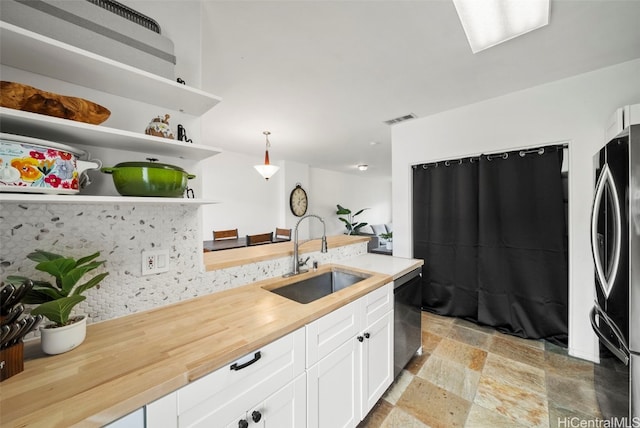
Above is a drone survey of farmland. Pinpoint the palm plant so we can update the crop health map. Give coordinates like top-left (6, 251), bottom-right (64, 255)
top-left (336, 204), bottom-right (369, 235)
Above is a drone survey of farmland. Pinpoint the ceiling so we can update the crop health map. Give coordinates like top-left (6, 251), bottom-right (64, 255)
top-left (199, 0), bottom-right (640, 179)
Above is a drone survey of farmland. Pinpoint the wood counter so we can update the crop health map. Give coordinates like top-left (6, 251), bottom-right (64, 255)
top-left (0, 261), bottom-right (403, 428)
top-left (203, 235), bottom-right (370, 271)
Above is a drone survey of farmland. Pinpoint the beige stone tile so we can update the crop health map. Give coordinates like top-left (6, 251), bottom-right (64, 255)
top-left (544, 351), bottom-right (595, 383)
top-left (433, 337), bottom-right (488, 372)
top-left (447, 323), bottom-right (492, 350)
top-left (422, 312), bottom-right (454, 336)
top-left (465, 403), bottom-right (529, 428)
top-left (358, 399), bottom-right (395, 428)
top-left (380, 407), bottom-right (430, 428)
top-left (474, 375), bottom-right (549, 428)
top-left (422, 331), bottom-right (443, 354)
top-left (482, 353), bottom-right (546, 396)
top-left (489, 334), bottom-right (546, 369)
top-left (396, 377), bottom-right (471, 428)
top-left (493, 330), bottom-right (546, 350)
top-left (453, 317), bottom-right (497, 335)
top-left (546, 373), bottom-right (601, 417)
top-left (405, 351), bottom-right (430, 375)
top-left (548, 400), bottom-right (603, 428)
top-left (417, 354), bottom-right (481, 401)
top-left (382, 370), bottom-right (414, 405)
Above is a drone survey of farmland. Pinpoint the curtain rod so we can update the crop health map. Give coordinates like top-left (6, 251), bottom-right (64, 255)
top-left (414, 143), bottom-right (568, 169)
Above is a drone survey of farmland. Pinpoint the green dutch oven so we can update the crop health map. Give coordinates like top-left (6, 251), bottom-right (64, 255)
top-left (101, 159), bottom-right (195, 197)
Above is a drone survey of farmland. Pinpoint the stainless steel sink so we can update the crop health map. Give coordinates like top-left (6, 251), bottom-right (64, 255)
top-left (268, 270), bottom-right (370, 304)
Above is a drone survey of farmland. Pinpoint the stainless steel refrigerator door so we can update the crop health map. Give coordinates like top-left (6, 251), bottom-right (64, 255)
top-left (632, 353), bottom-right (639, 423)
top-left (630, 125), bottom-right (640, 354)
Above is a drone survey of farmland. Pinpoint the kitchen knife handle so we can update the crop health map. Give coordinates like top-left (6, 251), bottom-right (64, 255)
top-left (230, 351), bottom-right (261, 371)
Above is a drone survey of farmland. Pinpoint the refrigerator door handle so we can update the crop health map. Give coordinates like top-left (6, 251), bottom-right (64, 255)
top-left (591, 163), bottom-right (623, 298)
top-left (590, 303), bottom-right (630, 365)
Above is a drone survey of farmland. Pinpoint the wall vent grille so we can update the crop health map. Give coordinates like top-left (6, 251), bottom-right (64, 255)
top-left (384, 113), bottom-right (417, 125)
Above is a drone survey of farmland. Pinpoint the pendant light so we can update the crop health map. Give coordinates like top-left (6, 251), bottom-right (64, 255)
top-left (254, 131), bottom-right (280, 180)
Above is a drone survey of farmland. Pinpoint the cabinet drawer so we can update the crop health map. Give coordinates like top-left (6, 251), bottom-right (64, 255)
top-left (306, 298), bottom-right (361, 368)
top-left (363, 282), bottom-right (392, 326)
top-left (177, 327), bottom-right (305, 426)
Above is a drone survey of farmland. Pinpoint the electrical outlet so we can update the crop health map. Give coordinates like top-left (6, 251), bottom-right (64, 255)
top-left (142, 249), bottom-right (170, 275)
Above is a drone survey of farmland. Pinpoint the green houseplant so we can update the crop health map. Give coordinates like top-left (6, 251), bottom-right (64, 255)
top-left (379, 231), bottom-right (393, 249)
top-left (336, 204), bottom-right (369, 235)
top-left (7, 249), bottom-right (109, 354)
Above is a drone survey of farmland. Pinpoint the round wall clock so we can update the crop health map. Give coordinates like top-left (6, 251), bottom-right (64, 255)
top-left (289, 184), bottom-right (308, 217)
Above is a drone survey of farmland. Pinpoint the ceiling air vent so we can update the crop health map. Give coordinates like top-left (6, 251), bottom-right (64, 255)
top-left (384, 113), bottom-right (417, 126)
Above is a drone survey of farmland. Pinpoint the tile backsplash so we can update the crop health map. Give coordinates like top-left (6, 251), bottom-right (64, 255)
top-left (0, 202), bottom-right (366, 329)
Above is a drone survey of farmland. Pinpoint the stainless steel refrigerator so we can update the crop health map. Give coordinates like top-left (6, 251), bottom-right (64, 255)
top-left (590, 106), bottom-right (639, 425)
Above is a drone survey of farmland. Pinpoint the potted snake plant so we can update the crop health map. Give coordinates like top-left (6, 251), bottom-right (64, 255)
top-left (7, 249), bottom-right (108, 355)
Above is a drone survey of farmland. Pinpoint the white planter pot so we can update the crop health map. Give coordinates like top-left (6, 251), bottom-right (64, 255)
top-left (385, 241), bottom-right (393, 250)
top-left (40, 315), bottom-right (87, 355)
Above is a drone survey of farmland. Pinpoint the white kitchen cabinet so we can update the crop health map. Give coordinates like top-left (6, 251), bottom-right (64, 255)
top-left (244, 373), bottom-right (306, 428)
top-left (306, 298), bottom-right (362, 368)
top-left (176, 328), bottom-right (305, 428)
top-left (188, 374), bottom-right (306, 428)
top-left (307, 337), bottom-right (361, 428)
top-left (306, 282), bottom-right (394, 428)
top-left (103, 408), bottom-right (145, 428)
top-left (146, 392), bottom-right (178, 428)
top-left (361, 311), bottom-right (393, 417)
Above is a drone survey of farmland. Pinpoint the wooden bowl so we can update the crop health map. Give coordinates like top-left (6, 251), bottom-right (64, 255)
top-left (0, 81), bottom-right (111, 125)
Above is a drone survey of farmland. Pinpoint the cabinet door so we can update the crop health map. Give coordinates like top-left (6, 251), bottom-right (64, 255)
top-left (146, 392), bottom-right (178, 428)
top-left (103, 408), bottom-right (145, 428)
top-left (306, 299), bottom-right (361, 368)
top-left (361, 311), bottom-right (393, 418)
top-left (307, 338), bottom-right (361, 428)
top-left (249, 373), bottom-right (306, 428)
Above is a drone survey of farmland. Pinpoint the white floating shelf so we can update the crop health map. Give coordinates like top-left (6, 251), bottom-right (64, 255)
top-left (0, 22), bottom-right (221, 115)
top-left (0, 194), bottom-right (220, 205)
top-left (0, 108), bottom-right (222, 160)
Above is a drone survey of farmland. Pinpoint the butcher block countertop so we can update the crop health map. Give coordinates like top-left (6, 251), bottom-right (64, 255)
top-left (0, 254), bottom-right (421, 428)
top-left (203, 234), bottom-right (370, 270)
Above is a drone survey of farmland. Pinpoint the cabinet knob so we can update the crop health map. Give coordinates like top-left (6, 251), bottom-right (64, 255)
top-left (357, 336), bottom-right (364, 342)
top-left (252, 410), bottom-right (262, 422)
top-left (364, 332), bottom-right (370, 339)
top-left (238, 419), bottom-right (249, 428)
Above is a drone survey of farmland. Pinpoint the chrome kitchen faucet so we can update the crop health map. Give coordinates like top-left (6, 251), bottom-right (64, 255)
top-left (284, 214), bottom-right (328, 277)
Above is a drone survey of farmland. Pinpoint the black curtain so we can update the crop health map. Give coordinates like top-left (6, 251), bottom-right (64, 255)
top-left (413, 146), bottom-right (568, 344)
top-left (413, 159), bottom-right (478, 319)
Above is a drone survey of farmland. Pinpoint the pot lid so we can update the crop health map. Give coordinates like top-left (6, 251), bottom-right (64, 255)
top-left (113, 160), bottom-right (186, 172)
top-left (0, 132), bottom-right (87, 156)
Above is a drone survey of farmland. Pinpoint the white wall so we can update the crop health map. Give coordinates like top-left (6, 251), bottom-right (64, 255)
top-left (310, 168), bottom-right (392, 237)
top-left (392, 58), bottom-right (640, 362)
top-left (200, 153), bottom-right (392, 242)
top-left (200, 151), bottom-right (282, 239)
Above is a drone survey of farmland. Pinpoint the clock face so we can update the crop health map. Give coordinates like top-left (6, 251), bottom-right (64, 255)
top-left (290, 185), bottom-right (308, 217)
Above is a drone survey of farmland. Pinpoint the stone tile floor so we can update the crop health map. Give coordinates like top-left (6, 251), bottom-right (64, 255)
top-left (358, 311), bottom-right (601, 428)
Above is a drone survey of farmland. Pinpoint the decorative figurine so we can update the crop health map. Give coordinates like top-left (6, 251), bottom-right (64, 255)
top-left (145, 114), bottom-right (175, 139)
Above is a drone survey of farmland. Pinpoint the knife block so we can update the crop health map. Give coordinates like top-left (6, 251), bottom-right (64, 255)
top-left (0, 342), bottom-right (24, 381)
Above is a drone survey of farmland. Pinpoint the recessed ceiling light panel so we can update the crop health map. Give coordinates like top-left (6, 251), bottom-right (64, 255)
top-left (453, 0), bottom-right (550, 53)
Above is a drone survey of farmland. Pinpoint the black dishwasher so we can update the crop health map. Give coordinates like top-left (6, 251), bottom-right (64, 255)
top-left (393, 267), bottom-right (422, 378)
